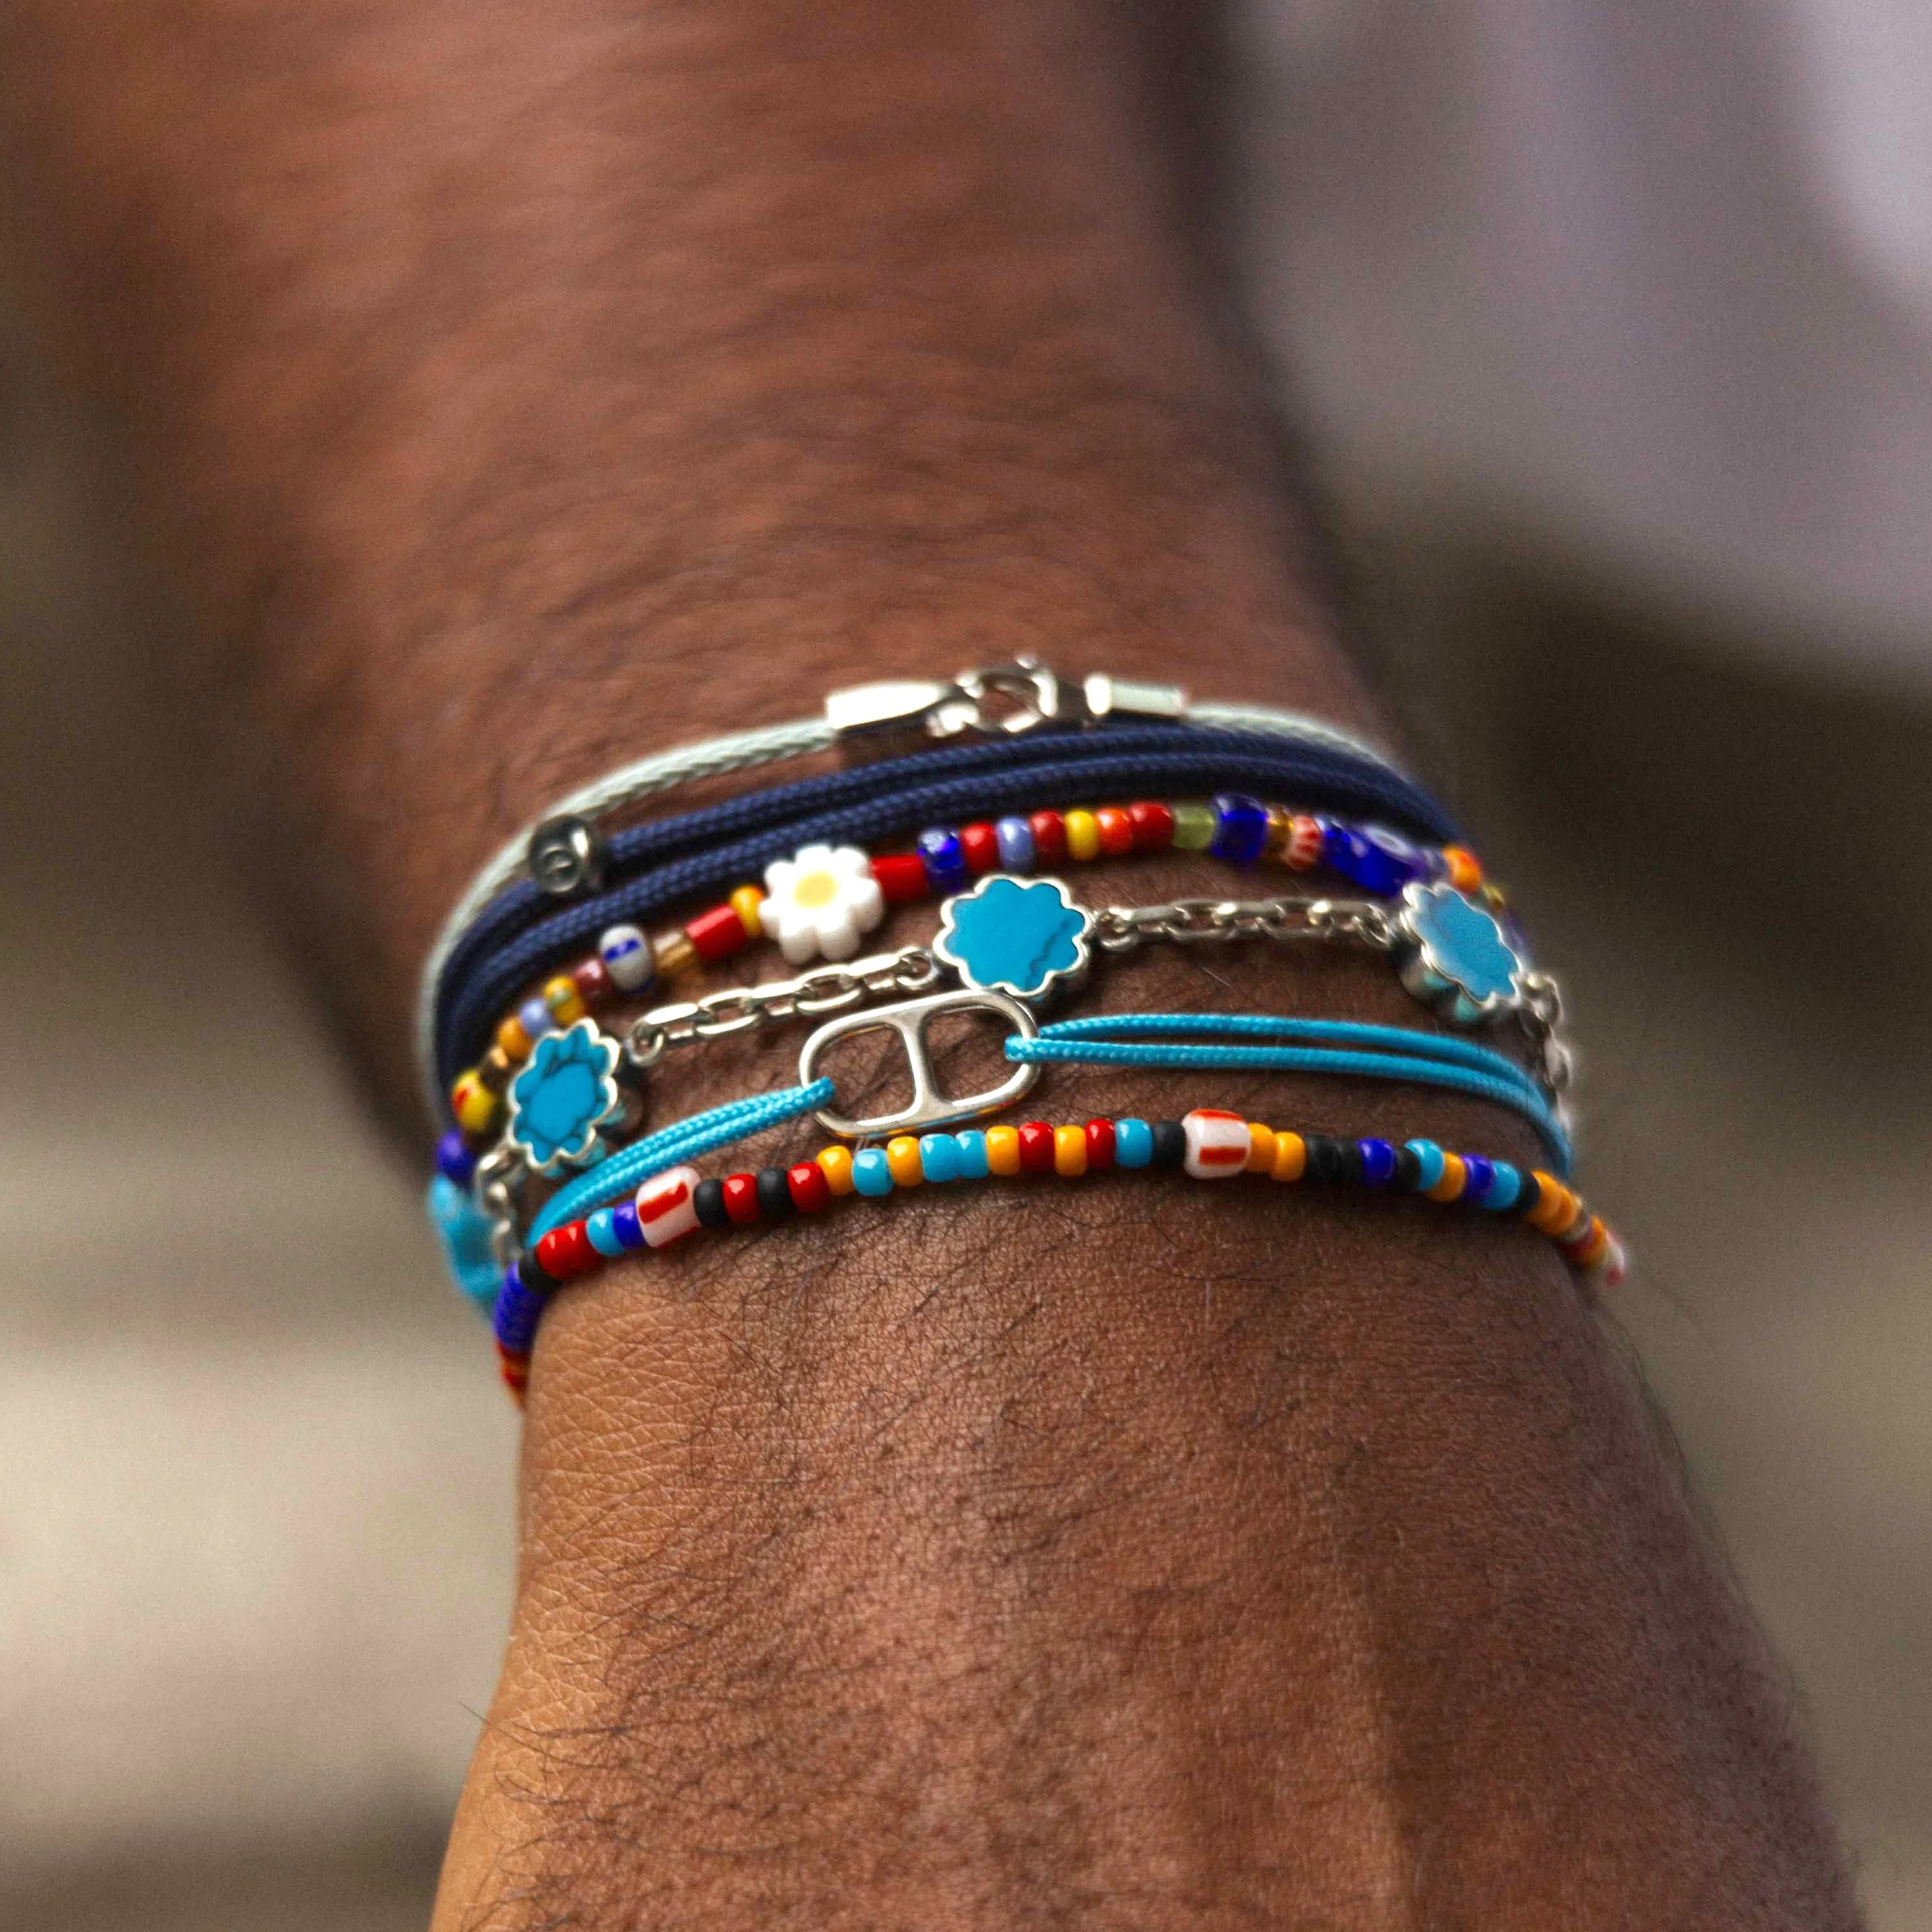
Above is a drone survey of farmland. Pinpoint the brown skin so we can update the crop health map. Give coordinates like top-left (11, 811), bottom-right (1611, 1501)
top-left (1, 3), bottom-right (1858, 1926)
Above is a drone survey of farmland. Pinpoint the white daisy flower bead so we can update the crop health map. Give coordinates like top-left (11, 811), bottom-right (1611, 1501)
top-left (760, 842), bottom-right (886, 964)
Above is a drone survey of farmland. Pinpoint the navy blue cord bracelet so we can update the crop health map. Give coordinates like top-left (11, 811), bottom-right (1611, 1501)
top-left (433, 730), bottom-right (1461, 1101)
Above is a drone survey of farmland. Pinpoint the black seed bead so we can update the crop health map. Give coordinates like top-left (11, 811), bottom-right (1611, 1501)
top-left (756, 1167), bottom-right (795, 1220)
top-left (1150, 1121), bottom-right (1188, 1170)
top-left (1336, 1140), bottom-right (1366, 1185)
top-left (694, 1177), bottom-right (730, 1228)
top-left (1392, 1145), bottom-right (1423, 1192)
top-left (1303, 1134), bottom-right (1345, 1184)
top-left (518, 1249), bottom-right (560, 1294)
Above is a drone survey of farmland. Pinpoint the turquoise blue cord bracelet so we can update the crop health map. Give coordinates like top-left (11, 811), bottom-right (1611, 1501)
top-left (1005, 1012), bottom-right (1569, 1171)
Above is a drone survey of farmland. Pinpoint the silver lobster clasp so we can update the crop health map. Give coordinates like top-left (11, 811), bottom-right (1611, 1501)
top-left (799, 988), bottom-right (1039, 1138)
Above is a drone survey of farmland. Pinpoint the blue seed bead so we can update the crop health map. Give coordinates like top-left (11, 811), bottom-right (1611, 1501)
top-left (518, 995), bottom-right (555, 1043)
top-left (1357, 1137), bottom-right (1397, 1186)
top-left (953, 1130), bottom-right (990, 1180)
top-left (916, 825), bottom-right (969, 895)
top-left (1461, 1155), bottom-right (1495, 1204)
top-left (852, 1147), bottom-right (895, 1197)
top-left (1360, 824), bottom-right (1428, 895)
top-left (919, 1133), bottom-right (962, 1183)
top-left (585, 1207), bottom-right (625, 1257)
top-left (1482, 1161), bottom-right (1522, 1211)
top-left (1405, 1138), bottom-right (1447, 1193)
top-left (492, 1265), bottom-right (546, 1355)
top-left (994, 816), bottom-right (1036, 872)
top-left (1208, 792), bottom-right (1269, 865)
top-left (1114, 1117), bottom-right (1154, 1168)
top-left (611, 1200), bottom-right (645, 1248)
top-left (435, 1129), bottom-right (478, 1188)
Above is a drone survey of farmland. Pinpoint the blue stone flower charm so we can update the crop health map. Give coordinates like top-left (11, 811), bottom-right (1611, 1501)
top-left (506, 1018), bottom-right (624, 1173)
top-left (1396, 882), bottom-right (1527, 1025)
top-left (933, 873), bottom-right (1092, 1002)
top-left (426, 1173), bottom-right (501, 1314)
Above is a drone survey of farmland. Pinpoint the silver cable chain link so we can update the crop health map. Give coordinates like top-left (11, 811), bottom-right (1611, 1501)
top-left (475, 1141), bottom-right (529, 1271)
top-left (623, 946), bottom-right (942, 1070)
top-left (1088, 895), bottom-right (1399, 954)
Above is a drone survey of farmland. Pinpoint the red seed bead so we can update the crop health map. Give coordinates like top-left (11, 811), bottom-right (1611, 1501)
top-left (1084, 1118), bottom-right (1117, 1170)
top-left (686, 902), bottom-right (751, 965)
top-left (959, 822), bottom-right (1000, 874)
top-left (871, 853), bottom-right (930, 903)
top-left (787, 1160), bottom-right (832, 1213)
top-left (1029, 810), bottom-right (1068, 864)
top-left (721, 1173), bottom-right (762, 1224)
top-left (497, 1344), bottom-right (530, 1399)
top-left (1094, 806), bottom-right (1135, 857)
top-left (1016, 1121), bottom-right (1057, 1175)
top-left (571, 955), bottom-right (613, 1006)
top-left (1126, 800), bottom-right (1175, 851)
top-left (535, 1220), bottom-right (598, 1281)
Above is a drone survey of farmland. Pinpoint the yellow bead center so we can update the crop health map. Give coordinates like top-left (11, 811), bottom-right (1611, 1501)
top-left (793, 869), bottom-right (840, 909)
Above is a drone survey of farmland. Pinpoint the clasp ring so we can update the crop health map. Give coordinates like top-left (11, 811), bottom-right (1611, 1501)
top-left (799, 989), bottom-right (1039, 1138)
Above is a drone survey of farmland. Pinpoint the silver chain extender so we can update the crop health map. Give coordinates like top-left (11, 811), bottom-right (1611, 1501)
top-left (623, 947), bottom-right (942, 1070)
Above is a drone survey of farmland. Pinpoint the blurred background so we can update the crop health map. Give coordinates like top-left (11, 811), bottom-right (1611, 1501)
top-left (3, 3), bottom-right (1929, 1926)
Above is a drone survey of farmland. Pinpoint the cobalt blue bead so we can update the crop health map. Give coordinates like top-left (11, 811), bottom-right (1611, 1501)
top-left (611, 1199), bottom-right (645, 1248)
top-left (1461, 1155), bottom-right (1495, 1204)
top-left (1359, 825), bottom-right (1428, 895)
top-left (1357, 1137), bottom-right (1397, 1186)
top-left (435, 1129), bottom-right (478, 1188)
top-left (994, 815), bottom-right (1036, 872)
top-left (492, 1265), bottom-right (546, 1355)
top-left (1114, 1117), bottom-right (1154, 1168)
top-left (916, 826), bottom-right (969, 895)
top-left (1208, 792), bottom-right (1269, 865)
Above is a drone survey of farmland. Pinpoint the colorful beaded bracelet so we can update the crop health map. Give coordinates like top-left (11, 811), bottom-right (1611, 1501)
top-left (492, 1110), bottom-right (1623, 1399)
top-left (431, 727), bottom-right (1464, 1115)
top-left (444, 796), bottom-right (1494, 1138)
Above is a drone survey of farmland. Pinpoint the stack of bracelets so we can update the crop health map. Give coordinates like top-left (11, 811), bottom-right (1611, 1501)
top-left (417, 660), bottom-right (1620, 1403)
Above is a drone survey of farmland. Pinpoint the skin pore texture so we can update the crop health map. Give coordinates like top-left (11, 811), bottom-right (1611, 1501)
top-left (1, 1), bottom-right (1860, 1926)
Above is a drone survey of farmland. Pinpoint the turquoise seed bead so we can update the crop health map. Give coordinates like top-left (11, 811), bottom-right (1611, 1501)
top-left (851, 1148), bottom-right (895, 1197)
top-left (920, 1133), bottom-right (962, 1182)
top-left (1114, 1117), bottom-right (1154, 1168)
top-left (1482, 1161), bottom-right (1522, 1209)
top-left (585, 1206), bottom-right (625, 1257)
top-left (953, 1130), bottom-right (990, 1180)
top-left (1405, 1138), bottom-right (1446, 1193)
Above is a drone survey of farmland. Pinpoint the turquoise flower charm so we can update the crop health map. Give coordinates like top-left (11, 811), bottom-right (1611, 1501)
top-left (933, 873), bottom-right (1092, 1002)
top-left (1396, 882), bottom-right (1527, 1025)
top-left (506, 1018), bottom-right (624, 1173)
top-left (426, 1173), bottom-right (500, 1314)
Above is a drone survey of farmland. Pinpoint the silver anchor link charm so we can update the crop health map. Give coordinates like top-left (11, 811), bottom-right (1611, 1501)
top-left (799, 988), bottom-right (1040, 1139)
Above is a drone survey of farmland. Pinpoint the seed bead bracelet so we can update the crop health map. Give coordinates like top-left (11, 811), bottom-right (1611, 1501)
top-left (444, 794), bottom-right (1494, 1140)
top-left (493, 1110), bottom-right (1623, 1398)
top-left (431, 726), bottom-right (1464, 1117)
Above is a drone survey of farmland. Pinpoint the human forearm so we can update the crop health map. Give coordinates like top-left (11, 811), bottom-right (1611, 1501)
top-left (0, 2), bottom-right (1858, 1926)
